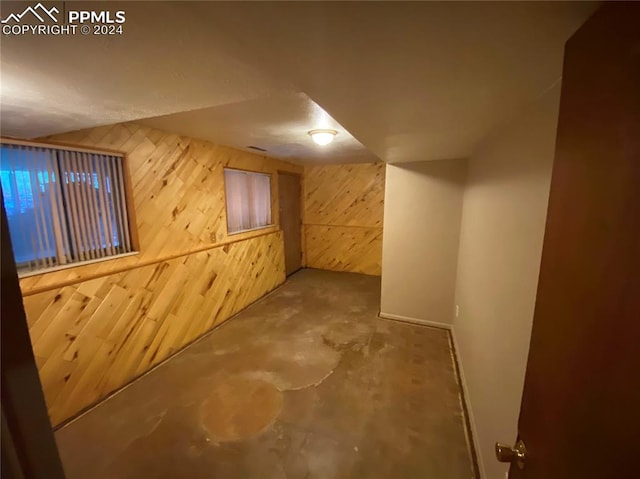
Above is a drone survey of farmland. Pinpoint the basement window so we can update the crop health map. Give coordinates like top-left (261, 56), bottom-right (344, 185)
top-left (0, 140), bottom-right (137, 276)
top-left (224, 168), bottom-right (272, 234)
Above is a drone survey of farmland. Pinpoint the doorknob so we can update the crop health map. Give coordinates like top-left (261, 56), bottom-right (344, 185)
top-left (495, 439), bottom-right (527, 470)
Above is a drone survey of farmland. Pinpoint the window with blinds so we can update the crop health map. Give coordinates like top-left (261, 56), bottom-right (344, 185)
top-left (0, 141), bottom-right (136, 275)
top-left (224, 168), bottom-right (272, 234)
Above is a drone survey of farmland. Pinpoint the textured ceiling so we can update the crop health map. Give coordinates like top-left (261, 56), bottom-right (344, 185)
top-left (140, 93), bottom-right (377, 164)
top-left (203, 1), bottom-right (598, 163)
top-left (0, 1), bottom-right (597, 163)
top-left (0, 2), bottom-right (294, 138)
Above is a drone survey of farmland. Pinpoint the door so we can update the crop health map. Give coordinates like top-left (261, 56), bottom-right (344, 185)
top-left (500, 4), bottom-right (640, 479)
top-left (1, 200), bottom-right (66, 479)
top-left (278, 172), bottom-right (302, 276)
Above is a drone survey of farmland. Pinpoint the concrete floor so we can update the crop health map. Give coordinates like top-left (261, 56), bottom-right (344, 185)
top-left (55, 269), bottom-right (475, 478)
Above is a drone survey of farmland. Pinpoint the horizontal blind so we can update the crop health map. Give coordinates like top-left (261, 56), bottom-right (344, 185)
top-left (0, 143), bottom-right (133, 274)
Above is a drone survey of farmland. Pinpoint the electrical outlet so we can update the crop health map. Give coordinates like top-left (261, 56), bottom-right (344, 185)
top-left (455, 305), bottom-right (460, 318)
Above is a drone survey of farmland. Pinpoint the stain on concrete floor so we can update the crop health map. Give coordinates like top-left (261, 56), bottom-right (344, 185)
top-left (55, 269), bottom-right (475, 478)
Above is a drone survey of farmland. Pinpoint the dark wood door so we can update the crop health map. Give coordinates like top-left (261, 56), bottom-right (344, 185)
top-left (510, 4), bottom-right (640, 479)
top-left (1, 200), bottom-right (66, 479)
top-left (278, 172), bottom-right (302, 276)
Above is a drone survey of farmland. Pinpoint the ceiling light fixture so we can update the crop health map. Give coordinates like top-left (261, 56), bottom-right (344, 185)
top-left (308, 129), bottom-right (337, 146)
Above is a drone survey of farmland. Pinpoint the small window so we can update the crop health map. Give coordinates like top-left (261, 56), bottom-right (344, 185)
top-left (224, 168), bottom-right (272, 234)
top-left (0, 141), bottom-right (136, 275)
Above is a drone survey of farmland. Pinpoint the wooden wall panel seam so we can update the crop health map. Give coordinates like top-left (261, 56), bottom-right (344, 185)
top-left (21, 228), bottom-right (282, 297)
top-left (304, 223), bottom-right (384, 230)
top-left (302, 163), bottom-right (385, 276)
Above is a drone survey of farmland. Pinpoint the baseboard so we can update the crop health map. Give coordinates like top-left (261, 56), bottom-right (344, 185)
top-left (378, 312), bottom-right (452, 330)
top-left (379, 313), bottom-right (482, 477)
top-left (450, 326), bottom-right (485, 479)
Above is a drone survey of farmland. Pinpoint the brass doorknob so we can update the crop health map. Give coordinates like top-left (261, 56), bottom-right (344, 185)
top-left (495, 439), bottom-right (528, 470)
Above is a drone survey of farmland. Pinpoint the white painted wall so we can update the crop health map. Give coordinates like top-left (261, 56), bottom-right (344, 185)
top-left (381, 159), bottom-right (466, 327)
top-left (453, 84), bottom-right (561, 479)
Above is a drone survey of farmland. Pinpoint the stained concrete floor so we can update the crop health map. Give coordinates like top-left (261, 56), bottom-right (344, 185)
top-left (55, 269), bottom-right (475, 478)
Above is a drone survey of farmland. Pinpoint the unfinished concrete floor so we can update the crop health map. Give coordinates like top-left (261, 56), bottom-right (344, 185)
top-left (55, 269), bottom-right (475, 478)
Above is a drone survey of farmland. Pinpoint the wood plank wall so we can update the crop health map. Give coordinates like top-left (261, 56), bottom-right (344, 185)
top-left (18, 122), bottom-right (301, 426)
top-left (303, 163), bottom-right (385, 275)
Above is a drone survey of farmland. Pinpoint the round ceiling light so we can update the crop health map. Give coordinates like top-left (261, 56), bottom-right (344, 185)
top-left (308, 129), bottom-right (337, 146)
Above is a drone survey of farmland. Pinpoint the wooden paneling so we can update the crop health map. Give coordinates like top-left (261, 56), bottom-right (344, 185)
top-left (10, 122), bottom-right (301, 426)
top-left (304, 163), bottom-right (385, 227)
top-left (24, 232), bottom-right (285, 426)
top-left (305, 225), bottom-right (383, 275)
top-left (19, 122), bottom-right (301, 295)
top-left (303, 163), bottom-right (385, 276)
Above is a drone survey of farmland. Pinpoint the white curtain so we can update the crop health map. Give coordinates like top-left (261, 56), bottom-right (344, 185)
top-left (224, 169), bottom-right (271, 233)
top-left (249, 173), bottom-right (272, 228)
top-left (224, 169), bottom-right (251, 233)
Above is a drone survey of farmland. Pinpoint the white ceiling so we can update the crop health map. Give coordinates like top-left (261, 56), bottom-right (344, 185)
top-left (203, 1), bottom-right (598, 163)
top-left (0, 2), bottom-right (295, 138)
top-left (140, 92), bottom-right (377, 164)
top-left (0, 1), bottom-right (597, 164)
